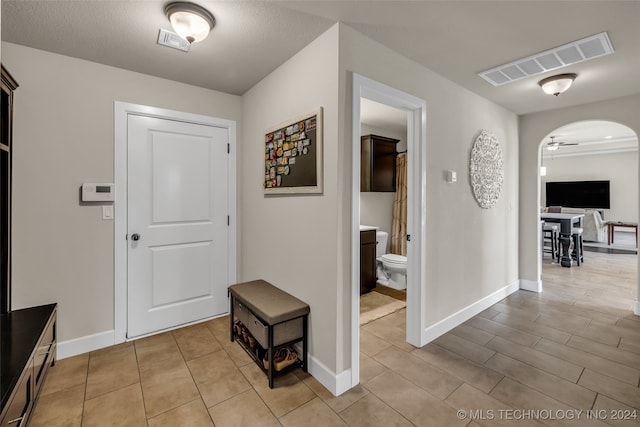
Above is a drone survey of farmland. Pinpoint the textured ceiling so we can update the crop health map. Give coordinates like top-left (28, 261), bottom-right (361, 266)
top-left (2, 1), bottom-right (640, 115)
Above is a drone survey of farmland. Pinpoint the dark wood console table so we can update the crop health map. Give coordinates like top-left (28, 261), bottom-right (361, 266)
top-left (1, 304), bottom-right (57, 426)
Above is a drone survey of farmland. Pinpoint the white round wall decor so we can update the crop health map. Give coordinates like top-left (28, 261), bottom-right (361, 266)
top-left (469, 130), bottom-right (504, 209)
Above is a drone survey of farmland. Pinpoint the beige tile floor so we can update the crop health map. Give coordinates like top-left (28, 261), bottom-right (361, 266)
top-left (31, 250), bottom-right (639, 426)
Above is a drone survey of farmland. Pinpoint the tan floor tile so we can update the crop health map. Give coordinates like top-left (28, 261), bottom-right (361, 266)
top-left (362, 320), bottom-right (415, 352)
top-left (338, 393), bottom-right (413, 427)
top-left (619, 336), bottom-right (640, 355)
top-left (491, 312), bottom-right (571, 344)
top-left (433, 334), bottom-right (496, 365)
top-left (29, 383), bottom-right (85, 427)
top-left (139, 351), bottom-right (201, 417)
top-left (484, 353), bottom-right (596, 409)
top-left (477, 308), bottom-right (501, 320)
top-left (411, 344), bottom-right (504, 393)
top-left (360, 352), bottom-right (388, 384)
top-left (173, 323), bottom-right (222, 361)
top-left (82, 383), bottom-right (146, 427)
top-left (187, 349), bottom-right (251, 407)
top-left (374, 345), bottom-right (462, 399)
top-left (490, 300), bottom-right (540, 322)
top-left (147, 398), bottom-right (214, 427)
top-left (204, 314), bottom-right (230, 336)
top-left (490, 377), bottom-right (611, 427)
top-left (208, 389), bottom-right (280, 427)
top-left (567, 335), bottom-right (640, 368)
top-left (39, 354), bottom-right (89, 397)
top-left (280, 397), bottom-right (347, 426)
top-left (578, 369), bottom-right (640, 410)
top-left (449, 323), bottom-right (495, 346)
top-left (485, 336), bottom-right (583, 382)
top-left (134, 331), bottom-right (181, 366)
top-left (365, 370), bottom-right (467, 427)
top-left (221, 338), bottom-right (254, 367)
top-left (535, 337), bottom-right (640, 386)
top-left (360, 329), bottom-right (392, 357)
top-left (445, 383), bottom-right (545, 427)
top-left (572, 323), bottom-right (623, 347)
top-left (592, 394), bottom-right (640, 427)
top-left (301, 374), bottom-right (369, 412)
top-left (86, 342), bottom-right (140, 399)
top-left (465, 316), bottom-right (541, 347)
top-left (240, 363), bottom-right (316, 417)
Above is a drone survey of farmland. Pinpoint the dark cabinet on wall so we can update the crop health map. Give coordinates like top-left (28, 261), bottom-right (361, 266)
top-left (361, 134), bottom-right (399, 192)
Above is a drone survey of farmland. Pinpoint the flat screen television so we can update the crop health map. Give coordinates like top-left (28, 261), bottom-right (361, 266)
top-left (546, 180), bottom-right (610, 209)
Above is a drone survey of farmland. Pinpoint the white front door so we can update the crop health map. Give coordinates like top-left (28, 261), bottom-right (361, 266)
top-left (127, 114), bottom-right (229, 338)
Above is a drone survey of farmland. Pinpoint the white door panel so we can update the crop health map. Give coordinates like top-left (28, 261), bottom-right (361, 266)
top-left (127, 115), bottom-right (228, 338)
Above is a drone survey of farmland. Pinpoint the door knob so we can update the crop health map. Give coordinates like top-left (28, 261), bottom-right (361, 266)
top-left (131, 233), bottom-right (140, 241)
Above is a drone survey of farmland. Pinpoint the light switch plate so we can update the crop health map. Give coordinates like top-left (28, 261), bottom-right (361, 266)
top-left (102, 205), bottom-right (114, 220)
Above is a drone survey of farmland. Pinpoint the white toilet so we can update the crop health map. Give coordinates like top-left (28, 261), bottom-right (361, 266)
top-left (375, 230), bottom-right (407, 290)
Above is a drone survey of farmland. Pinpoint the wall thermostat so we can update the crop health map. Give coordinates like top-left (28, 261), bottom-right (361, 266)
top-left (82, 183), bottom-right (115, 202)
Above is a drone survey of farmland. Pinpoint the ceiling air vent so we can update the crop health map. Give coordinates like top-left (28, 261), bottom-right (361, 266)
top-left (157, 29), bottom-right (190, 52)
top-left (479, 32), bottom-right (613, 86)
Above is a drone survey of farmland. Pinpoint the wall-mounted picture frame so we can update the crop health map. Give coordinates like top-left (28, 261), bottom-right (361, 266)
top-left (263, 107), bottom-right (323, 194)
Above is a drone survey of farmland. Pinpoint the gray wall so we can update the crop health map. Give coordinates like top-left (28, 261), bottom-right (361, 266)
top-left (338, 24), bottom-right (519, 371)
top-left (3, 42), bottom-right (242, 343)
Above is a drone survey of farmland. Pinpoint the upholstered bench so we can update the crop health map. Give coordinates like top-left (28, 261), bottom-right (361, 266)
top-left (228, 280), bottom-right (309, 388)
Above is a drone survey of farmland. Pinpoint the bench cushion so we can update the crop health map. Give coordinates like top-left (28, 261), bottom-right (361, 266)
top-left (229, 280), bottom-right (309, 325)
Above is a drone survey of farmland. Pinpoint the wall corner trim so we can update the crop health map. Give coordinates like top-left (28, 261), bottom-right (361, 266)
top-left (57, 330), bottom-right (115, 360)
top-left (307, 354), bottom-right (352, 397)
top-left (634, 300), bottom-right (640, 316)
top-left (519, 279), bottom-right (543, 293)
top-left (421, 280), bottom-right (520, 344)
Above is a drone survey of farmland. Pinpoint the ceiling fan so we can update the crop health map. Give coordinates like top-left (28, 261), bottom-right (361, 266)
top-left (546, 136), bottom-right (578, 151)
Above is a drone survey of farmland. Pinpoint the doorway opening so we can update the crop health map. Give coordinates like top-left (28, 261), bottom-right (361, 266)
top-left (537, 119), bottom-right (638, 312)
top-left (350, 74), bottom-right (427, 389)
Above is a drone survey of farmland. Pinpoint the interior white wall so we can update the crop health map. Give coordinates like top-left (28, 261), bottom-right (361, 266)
top-left (338, 25), bottom-right (519, 372)
top-left (359, 123), bottom-right (406, 236)
top-left (540, 151), bottom-right (638, 222)
top-left (2, 42), bottom-right (242, 344)
top-left (240, 26), bottom-right (340, 374)
top-left (519, 93), bottom-right (640, 311)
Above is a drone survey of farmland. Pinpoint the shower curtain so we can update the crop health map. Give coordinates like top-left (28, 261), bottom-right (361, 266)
top-left (390, 154), bottom-right (407, 256)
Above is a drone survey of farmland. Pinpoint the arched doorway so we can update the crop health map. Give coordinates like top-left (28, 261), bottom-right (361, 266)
top-left (519, 94), bottom-right (640, 317)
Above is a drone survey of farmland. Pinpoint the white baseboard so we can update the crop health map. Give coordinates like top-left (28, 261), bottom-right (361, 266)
top-left (57, 330), bottom-right (115, 359)
top-left (305, 352), bottom-right (352, 397)
top-left (421, 280), bottom-right (520, 344)
top-left (520, 279), bottom-right (542, 293)
top-left (634, 300), bottom-right (640, 316)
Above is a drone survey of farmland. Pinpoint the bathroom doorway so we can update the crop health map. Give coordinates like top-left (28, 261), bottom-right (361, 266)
top-left (350, 74), bottom-right (427, 389)
top-left (359, 98), bottom-right (408, 324)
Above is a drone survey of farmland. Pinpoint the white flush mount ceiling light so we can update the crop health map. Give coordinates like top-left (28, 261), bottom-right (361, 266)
top-left (538, 73), bottom-right (577, 96)
top-left (164, 1), bottom-right (215, 44)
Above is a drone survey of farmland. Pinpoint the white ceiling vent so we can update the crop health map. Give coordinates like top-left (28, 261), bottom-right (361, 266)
top-left (157, 29), bottom-right (190, 52)
top-left (479, 32), bottom-right (613, 86)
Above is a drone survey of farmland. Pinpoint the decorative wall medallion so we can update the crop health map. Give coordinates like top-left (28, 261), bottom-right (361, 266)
top-left (469, 130), bottom-right (504, 209)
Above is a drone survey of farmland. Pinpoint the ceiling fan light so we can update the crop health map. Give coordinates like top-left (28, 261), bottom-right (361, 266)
top-left (546, 144), bottom-right (559, 151)
top-left (538, 73), bottom-right (577, 96)
top-left (165, 2), bottom-right (215, 44)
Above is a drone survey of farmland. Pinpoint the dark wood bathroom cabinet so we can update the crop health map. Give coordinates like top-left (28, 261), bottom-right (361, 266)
top-left (360, 229), bottom-right (377, 294)
top-left (361, 134), bottom-right (399, 192)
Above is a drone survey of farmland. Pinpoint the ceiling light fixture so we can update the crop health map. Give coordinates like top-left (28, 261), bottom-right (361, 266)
top-left (538, 73), bottom-right (577, 96)
top-left (164, 1), bottom-right (215, 44)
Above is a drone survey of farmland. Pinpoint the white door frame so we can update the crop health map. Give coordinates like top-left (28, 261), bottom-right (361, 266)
top-left (351, 74), bottom-right (427, 387)
top-left (114, 101), bottom-right (237, 343)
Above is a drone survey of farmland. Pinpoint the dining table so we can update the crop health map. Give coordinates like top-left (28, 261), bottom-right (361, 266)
top-left (541, 212), bottom-right (585, 267)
